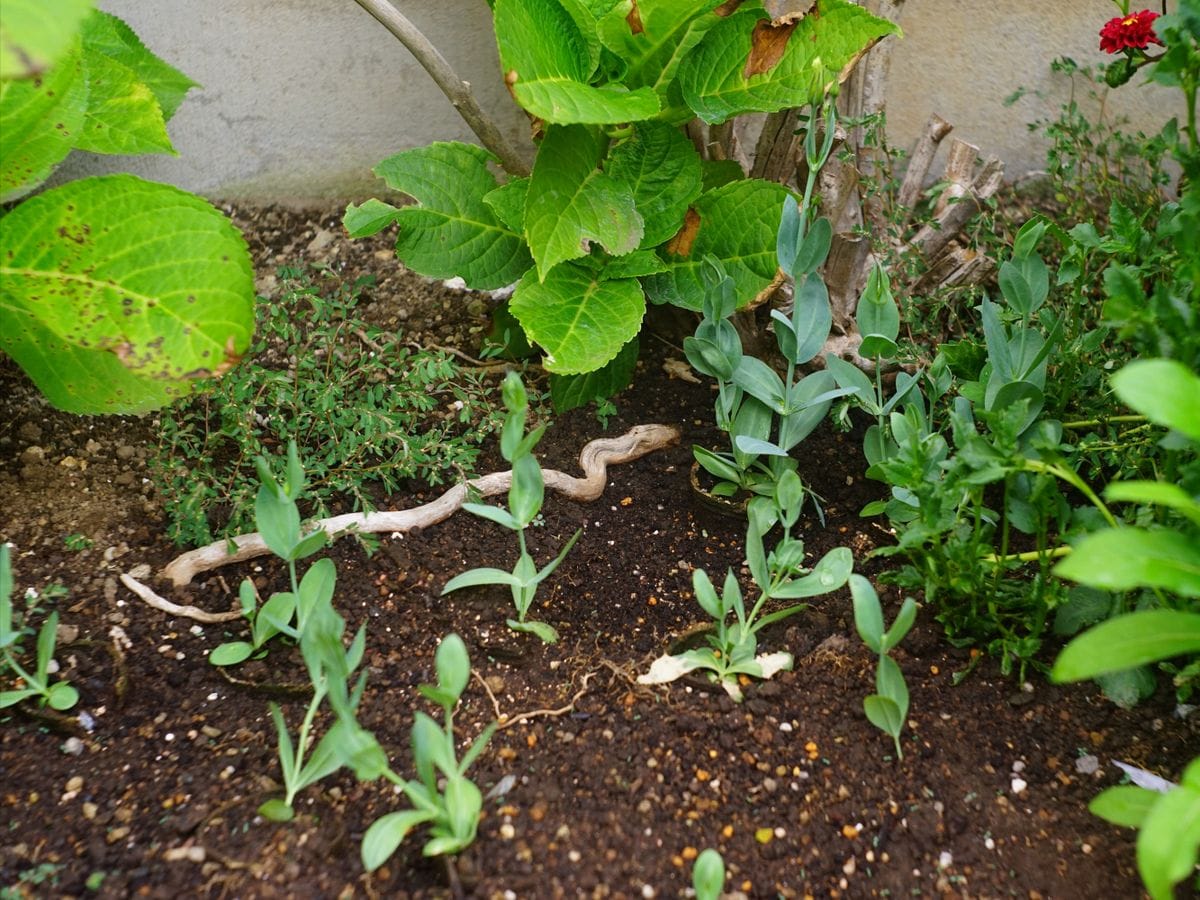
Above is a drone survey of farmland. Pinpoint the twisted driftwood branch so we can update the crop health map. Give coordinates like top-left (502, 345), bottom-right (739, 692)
top-left (157, 424), bottom-right (680, 589)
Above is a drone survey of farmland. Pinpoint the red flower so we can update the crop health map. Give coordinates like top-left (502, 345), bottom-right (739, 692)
top-left (1099, 9), bottom-right (1164, 53)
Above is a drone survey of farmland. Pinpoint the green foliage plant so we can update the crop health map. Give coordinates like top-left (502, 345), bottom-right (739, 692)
top-left (151, 268), bottom-right (500, 547)
top-left (0, 544), bottom-right (79, 711)
top-left (684, 102), bottom-right (853, 504)
top-left (208, 442), bottom-right (334, 667)
top-left (442, 372), bottom-right (580, 643)
top-left (849, 574), bottom-right (916, 759)
top-left (361, 633), bottom-right (496, 869)
top-left (346, 1), bottom-right (899, 408)
top-left (0, 2), bottom-right (254, 414)
top-left (692, 847), bottom-right (726, 900)
top-left (639, 470), bottom-right (852, 701)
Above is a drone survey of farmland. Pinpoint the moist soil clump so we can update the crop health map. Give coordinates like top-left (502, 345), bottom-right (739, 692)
top-left (1, 205), bottom-right (1195, 899)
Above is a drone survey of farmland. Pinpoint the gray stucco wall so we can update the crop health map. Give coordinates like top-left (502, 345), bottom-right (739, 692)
top-left (60, 1), bottom-right (1181, 203)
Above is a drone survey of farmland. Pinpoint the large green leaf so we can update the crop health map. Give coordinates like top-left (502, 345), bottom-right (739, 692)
top-left (0, 174), bottom-right (255, 414)
top-left (1054, 528), bottom-right (1200, 598)
top-left (509, 262), bottom-right (644, 373)
top-left (606, 121), bottom-right (703, 248)
top-left (0, 44), bottom-right (87, 202)
top-left (494, 0), bottom-right (659, 123)
top-left (525, 124), bottom-right (643, 279)
top-left (75, 48), bottom-right (175, 155)
top-left (80, 11), bottom-right (197, 120)
top-left (550, 337), bottom-right (639, 411)
top-left (642, 178), bottom-right (789, 310)
top-left (595, 1), bottom-right (726, 102)
top-left (1111, 359), bottom-right (1200, 443)
top-left (362, 142), bottom-right (532, 290)
top-left (1137, 780), bottom-right (1200, 900)
top-left (678, 1), bottom-right (900, 124)
top-left (0, 0), bottom-right (93, 79)
top-left (1051, 610), bottom-right (1200, 682)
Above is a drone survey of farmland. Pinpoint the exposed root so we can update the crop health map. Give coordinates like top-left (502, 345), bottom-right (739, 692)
top-left (473, 669), bottom-right (596, 731)
top-left (159, 424), bottom-right (680, 589)
top-left (120, 573), bottom-right (242, 623)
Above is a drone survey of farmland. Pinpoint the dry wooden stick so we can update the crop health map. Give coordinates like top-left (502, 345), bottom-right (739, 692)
top-left (473, 670), bottom-right (596, 731)
top-left (896, 113), bottom-right (953, 212)
top-left (157, 424), bottom-right (679, 589)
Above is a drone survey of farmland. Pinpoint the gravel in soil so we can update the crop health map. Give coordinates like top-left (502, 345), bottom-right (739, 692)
top-left (1, 205), bottom-right (1195, 899)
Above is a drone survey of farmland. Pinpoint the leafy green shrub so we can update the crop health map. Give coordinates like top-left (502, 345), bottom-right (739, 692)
top-left (0, 2), bottom-right (254, 414)
top-left (347, 1), bottom-right (899, 407)
top-left (149, 268), bottom-right (502, 546)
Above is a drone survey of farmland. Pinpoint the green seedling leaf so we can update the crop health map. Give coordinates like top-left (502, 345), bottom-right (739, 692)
top-left (825, 353), bottom-right (874, 402)
top-left (693, 569), bottom-right (725, 622)
top-left (256, 590), bottom-right (297, 642)
top-left (441, 774), bottom-right (484, 848)
top-left (0, 42), bottom-right (87, 202)
top-left (509, 453), bottom-right (545, 527)
top-left (790, 273), bottom-right (833, 364)
top-left (607, 121), bottom-right (703, 248)
top-left (0, 689), bottom-right (39, 709)
top-left (1111, 359), bottom-right (1200, 442)
top-left (1052, 610), bottom-right (1200, 682)
top-left (532, 529), bottom-right (583, 586)
top-left (883, 597), bottom-right (918, 652)
top-left (370, 142), bottom-right (532, 290)
top-left (678, 2), bottom-right (899, 123)
top-left (510, 262), bottom-right (645, 374)
top-left (732, 355), bottom-right (787, 411)
top-left (443, 567), bottom-right (523, 594)
top-left (495, 0), bottom-right (659, 123)
top-left (435, 633), bottom-right (470, 701)
top-left (0, 0), bottom-right (93, 79)
top-left (776, 195), bottom-right (801, 275)
top-left (850, 574), bottom-right (884, 654)
top-left (461, 502), bottom-right (520, 532)
top-left (692, 847), bottom-right (726, 900)
top-left (209, 641), bottom-right (253, 667)
top-left (525, 124), bottom-right (643, 279)
top-left (1054, 529), bottom-right (1200, 598)
top-left (47, 681), bottom-right (79, 710)
top-left (290, 528), bottom-right (329, 562)
top-left (257, 798), bottom-right (295, 822)
top-left (644, 179), bottom-right (790, 311)
top-left (876, 654), bottom-right (909, 720)
top-left (255, 484), bottom-right (300, 561)
top-left (1137, 781), bottom-right (1200, 900)
top-left (1089, 784), bottom-right (1158, 828)
top-left (791, 217), bottom-right (834, 277)
top-left (362, 809), bottom-right (437, 872)
top-left (856, 264), bottom-right (899, 346)
top-left (1105, 481), bottom-right (1200, 528)
top-left (0, 175), bottom-right (254, 413)
top-left (864, 694), bottom-right (902, 739)
top-left (507, 618), bottom-right (559, 643)
top-left (771, 546), bottom-right (853, 599)
top-left (297, 557), bottom-right (336, 622)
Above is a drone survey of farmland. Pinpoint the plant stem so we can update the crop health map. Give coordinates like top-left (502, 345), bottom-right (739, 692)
top-left (1020, 458), bottom-right (1118, 528)
top-left (981, 546), bottom-right (1072, 564)
top-left (1060, 414), bottom-right (1145, 430)
top-left (350, 0), bottom-right (531, 177)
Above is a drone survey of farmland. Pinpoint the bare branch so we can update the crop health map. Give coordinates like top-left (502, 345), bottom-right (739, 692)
top-left (351, 0), bottom-right (531, 177)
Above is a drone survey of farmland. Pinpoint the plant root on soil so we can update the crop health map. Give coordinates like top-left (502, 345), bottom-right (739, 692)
top-left (152, 424), bottom-right (681, 591)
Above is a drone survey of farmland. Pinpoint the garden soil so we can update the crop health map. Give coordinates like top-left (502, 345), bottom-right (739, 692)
top-left (1, 206), bottom-right (1195, 900)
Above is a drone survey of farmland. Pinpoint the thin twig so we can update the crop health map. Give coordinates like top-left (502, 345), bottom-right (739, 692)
top-left (350, 0), bottom-right (530, 177)
top-left (120, 573), bottom-right (242, 623)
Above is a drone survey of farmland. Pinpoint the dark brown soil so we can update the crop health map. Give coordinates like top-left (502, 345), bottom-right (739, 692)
top-left (1, 206), bottom-right (1194, 900)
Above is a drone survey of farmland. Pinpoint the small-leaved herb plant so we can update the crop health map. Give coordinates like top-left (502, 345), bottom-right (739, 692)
top-left (152, 268), bottom-right (500, 547)
top-left (0, 544), bottom-right (79, 712)
top-left (640, 469), bottom-right (852, 701)
top-left (362, 633), bottom-right (496, 869)
top-left (442, 372), bottom-right (581, 643)
top-left (849, 574), bottom-right (916, 759)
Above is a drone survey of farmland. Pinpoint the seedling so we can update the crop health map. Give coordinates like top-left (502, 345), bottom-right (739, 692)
top-left (692, 848), bottom-right (726, 900)
top-left (209, 441), bottom-right (332, 666)
top-left (442, 373), bottom-right (580, 642)
top-left (0, 545), bottom-right (79, 711)
top-left (640, 470), bottom-right (853, 701)
top-left (850, 574), bottom-right (917, 759)
top-left (362, 633), bottom-right (496, 868)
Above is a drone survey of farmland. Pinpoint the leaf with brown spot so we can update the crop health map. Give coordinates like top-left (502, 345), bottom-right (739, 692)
top-left (714, 0), bottom-right (744, 16)
top-left (664, 208), bottom-right (701, 258)
top-left (744, 17), bottom-right (799, 79)
top-left (626, 1), bottom-right (644, 35)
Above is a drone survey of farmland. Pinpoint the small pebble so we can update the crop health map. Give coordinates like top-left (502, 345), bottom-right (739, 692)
top-left (1011, 777), bottom-right (1028, 794)
top-left (938, 850), bottom-right (953, 869)
top-left (1012, 760), bottom-right (1026, 774)
top-left (1075, 755), bottom-right (1100, 775)
top-left (499, 823), bottom-right (515, 840)
top-left (62, 737), bottom-right (85, 756)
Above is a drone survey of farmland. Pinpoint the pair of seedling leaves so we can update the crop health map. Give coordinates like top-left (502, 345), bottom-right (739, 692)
top-left (346, 0), bottom-right (899, 399)
top-left (0, 2), bottom-right (254, 414)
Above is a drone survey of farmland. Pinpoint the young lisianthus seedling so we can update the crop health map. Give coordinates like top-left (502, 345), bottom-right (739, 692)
top-left (442, 372), bottom-right (581, 643)
top-left (0, 544), bottom-right (79, 712)
top-left (692, 847), bottom-right (726, 900)
top-left (640, 470), bottom-right (853, 701)
top-left (850, 574), bottom-right (917, 759)
top-left (209, 441), bottom-right (333, 666)
top-left (362, 632), bottom-right (497, 869)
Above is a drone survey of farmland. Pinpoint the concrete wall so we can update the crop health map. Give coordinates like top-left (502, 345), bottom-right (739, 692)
top-left (60, 1), bottom-right (1181, 203)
